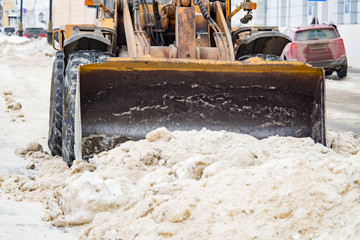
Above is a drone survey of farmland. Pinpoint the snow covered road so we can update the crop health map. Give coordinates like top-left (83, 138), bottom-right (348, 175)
top-left (0, 36), bottom-right (76, 239)
top-left (326, 69), bottom-right (360, 134)
top-left (0, 36), bottom-right (359, 240)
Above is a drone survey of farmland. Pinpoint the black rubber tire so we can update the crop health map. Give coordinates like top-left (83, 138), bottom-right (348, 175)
top-left (325, 69), bottom-right (333, 76)
top-left (336, 63), bottom-right (347, 79)
top-left (62, 50), bottom-right (114, 166)
top-left (48, 51), bottom-right (64, 156)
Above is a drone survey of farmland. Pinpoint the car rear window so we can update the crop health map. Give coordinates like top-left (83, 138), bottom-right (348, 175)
top-left (4, 27), bottom-right (15, 32)
top-left (25, 28), bottom-right (44, 34)
top-left (295, 28), bottom-right (338, 41)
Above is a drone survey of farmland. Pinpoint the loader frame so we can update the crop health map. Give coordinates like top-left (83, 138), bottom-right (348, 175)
top-left (48, 0), bottom-right (326, 165)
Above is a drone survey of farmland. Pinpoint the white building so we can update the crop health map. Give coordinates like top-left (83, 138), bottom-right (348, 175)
top-left (1, 0), bottom-right (49, 28)
top-left (21, 0), bottom-right (49, 28)
top-left (249, 0), bottom-right (359, 27)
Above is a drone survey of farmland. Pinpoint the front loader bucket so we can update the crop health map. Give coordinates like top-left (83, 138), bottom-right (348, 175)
top-left (76, 58), bottom-right (325, 158)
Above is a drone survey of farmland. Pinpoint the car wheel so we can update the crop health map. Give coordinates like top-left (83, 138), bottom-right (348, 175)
top-left (336, 64), bottom-right (347, 79)
top-left (325, 69), bottom-right (333, 76)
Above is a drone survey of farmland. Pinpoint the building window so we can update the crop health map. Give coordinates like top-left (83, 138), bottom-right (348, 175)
top-left (345, 0), bottom-right (350, 13)
top-left (39, 12), bottom-right (45, 23)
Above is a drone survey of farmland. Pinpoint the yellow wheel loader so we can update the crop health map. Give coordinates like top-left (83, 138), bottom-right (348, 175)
top-left (48, 0), bottom-right (325, 166)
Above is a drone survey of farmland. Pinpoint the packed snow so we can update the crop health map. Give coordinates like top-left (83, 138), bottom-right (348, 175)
top-left (0, 35), bottom-right (359, 240)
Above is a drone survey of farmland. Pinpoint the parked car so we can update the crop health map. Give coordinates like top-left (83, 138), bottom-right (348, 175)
top-left (282, 24), bottom-right (347, 78)
top-left (23, 27), bottom-right (47, 38)
top-left (3, 27), bottom-right (16, 36)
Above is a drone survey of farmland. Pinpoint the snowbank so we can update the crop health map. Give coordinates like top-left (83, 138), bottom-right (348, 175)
top-left (0, 35), bottom-right (54, 151)
top-left (0, 34), bottom-right (360, 240)
top-left (2, 128), bottom-right (359, 239)
top-left (0, 35), bottom-right (54, 61)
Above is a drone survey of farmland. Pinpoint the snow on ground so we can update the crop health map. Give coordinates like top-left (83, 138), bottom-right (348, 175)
top-left (0, 36), bottom-right (359, 240)
top-left (326, 71), bottom-right (360, 134)
top-left (0, 36), bottom-right (77, 239)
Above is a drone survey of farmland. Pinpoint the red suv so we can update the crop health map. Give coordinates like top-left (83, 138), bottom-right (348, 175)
top-left (282, 24), bottom-right (347, 78)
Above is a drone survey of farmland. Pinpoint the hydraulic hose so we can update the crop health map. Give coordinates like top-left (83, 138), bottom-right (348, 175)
top-left (195, 0), bottom-right (220, 32)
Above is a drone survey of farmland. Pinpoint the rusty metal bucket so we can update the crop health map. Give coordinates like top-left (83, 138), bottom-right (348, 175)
top-left (75, 57), bottom-right (325, 158)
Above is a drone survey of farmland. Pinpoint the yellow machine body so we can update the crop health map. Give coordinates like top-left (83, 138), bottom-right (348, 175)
top-left (50, 0), bottom-right (326, 163)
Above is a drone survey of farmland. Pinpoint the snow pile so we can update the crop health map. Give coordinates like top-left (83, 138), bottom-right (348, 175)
top-left (0, 35), bottom-right (54, 62)
top-left (0, 34), bottom-right (359, 240)
top-left (72, 129), bottom-right (360, 240)
top-left (2, 128), bottom-right (359, 239)
top-left (0, 35), bottom-right (54, 151)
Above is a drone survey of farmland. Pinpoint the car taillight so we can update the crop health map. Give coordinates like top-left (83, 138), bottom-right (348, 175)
top-left (334, 38), bottom-right (344, 45)
top-left (24, 34), bottom-right (29, 37)
top-left (41, 34), bottom-right (47, 37)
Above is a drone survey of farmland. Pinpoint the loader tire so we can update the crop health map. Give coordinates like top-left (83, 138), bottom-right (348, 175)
top-left (48, 51), bottom-right (64, 156)
top-left (62, 50), bottom-right (114, 166)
